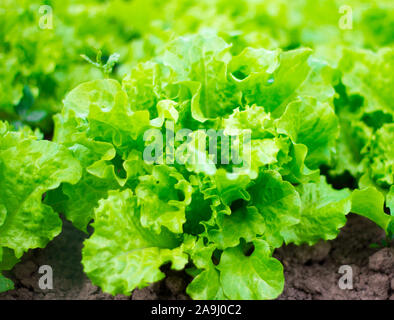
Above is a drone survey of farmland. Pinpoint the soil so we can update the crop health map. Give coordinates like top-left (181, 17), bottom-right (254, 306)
top-left (1, 214), bottom-right (393, 300)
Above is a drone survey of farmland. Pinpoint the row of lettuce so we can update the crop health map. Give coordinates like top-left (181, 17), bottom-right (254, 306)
top-left (1, 0), bottom-right (393, 131)
top-left (0, 29), bottom-right (393, 298)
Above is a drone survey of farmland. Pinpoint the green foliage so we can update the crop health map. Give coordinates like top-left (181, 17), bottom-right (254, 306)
top-left (0, 0), bottom-right (392, 299)
top-left (0, 121), bottom-right (81, 289)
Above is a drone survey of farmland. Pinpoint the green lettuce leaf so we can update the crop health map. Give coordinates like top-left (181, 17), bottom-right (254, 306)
top-left (185, 239), bottom-right (228, 300)
top-left (82, 189), bottom-right (188, 296)
top-left (277, 96), bottom-right (339, 168)
top-left (162, 32), bottom-right (241, 122)
top-left (283, 177), bottom-right (351, 245)
top-left (247, 170), bottom-right (301, 248)
top-left (207, 206), bottom-right (265, 250)
top-left (0, 121), bottom-right (81, 257)
top-left (367, 123), bottom-right (394, 187)
top-left (136, 165), bottom-right (192, 234)
top-left (351, 187), bottom-right (392, 233)
top-left (217, 240), bottom-right (284, 300)
top-left (339, 48), bottom-right (394, 115)
top-left (0, 247), bottom-right (18, 293)
top-left (387, 186), bottom-right (394, 213)
top-left (186, 239), bottom-right (284, 300)
top-left (0, 273), bottom-right (14, 293)
top-left (230, 47), bottom-right (312, 116)
top-left (50, 79), bottom-right (151, 231)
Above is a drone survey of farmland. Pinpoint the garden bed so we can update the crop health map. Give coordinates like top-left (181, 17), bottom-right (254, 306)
top-left (1, 214), bottom-right (392, 300)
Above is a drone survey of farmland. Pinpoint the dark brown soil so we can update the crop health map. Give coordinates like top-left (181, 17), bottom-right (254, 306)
top-left (275, 215), bottom-right (393, 300)
top-left (1, 214), bottom-right (393, 300)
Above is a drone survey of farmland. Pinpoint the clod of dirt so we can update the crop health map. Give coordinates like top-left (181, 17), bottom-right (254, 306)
top-left (13, 261), bottom-right (38, 289)
top-left (165, 275), bottom-right (187, 295)
top-left (296, 241), bottom-right (331, 264)
top-left (366, 274), bottom-right (390, 300)
top-left (132, 283), bottom-right (160, 300)
top-left (176, 294), bottom-right (190, 300)
top-left (77, 281), bottom-right (129, 300)
top-left (275, 240), bottom-right (331, 265)
top-left (132, 274), bottom-right (190, 300)
top-left (278, 215), bottom-right (391, 300)
top-left (368, 248), bottom-right (394, 274)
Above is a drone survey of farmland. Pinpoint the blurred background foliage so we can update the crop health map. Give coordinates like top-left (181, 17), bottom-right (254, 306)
top-left (0, 0), bottom-right (393, 133)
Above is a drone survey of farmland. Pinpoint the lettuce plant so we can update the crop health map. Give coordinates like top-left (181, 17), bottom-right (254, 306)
top-left (39, 33), bottom-right (393, 299)
top-left (0, 122), bottom-right (81, 292)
